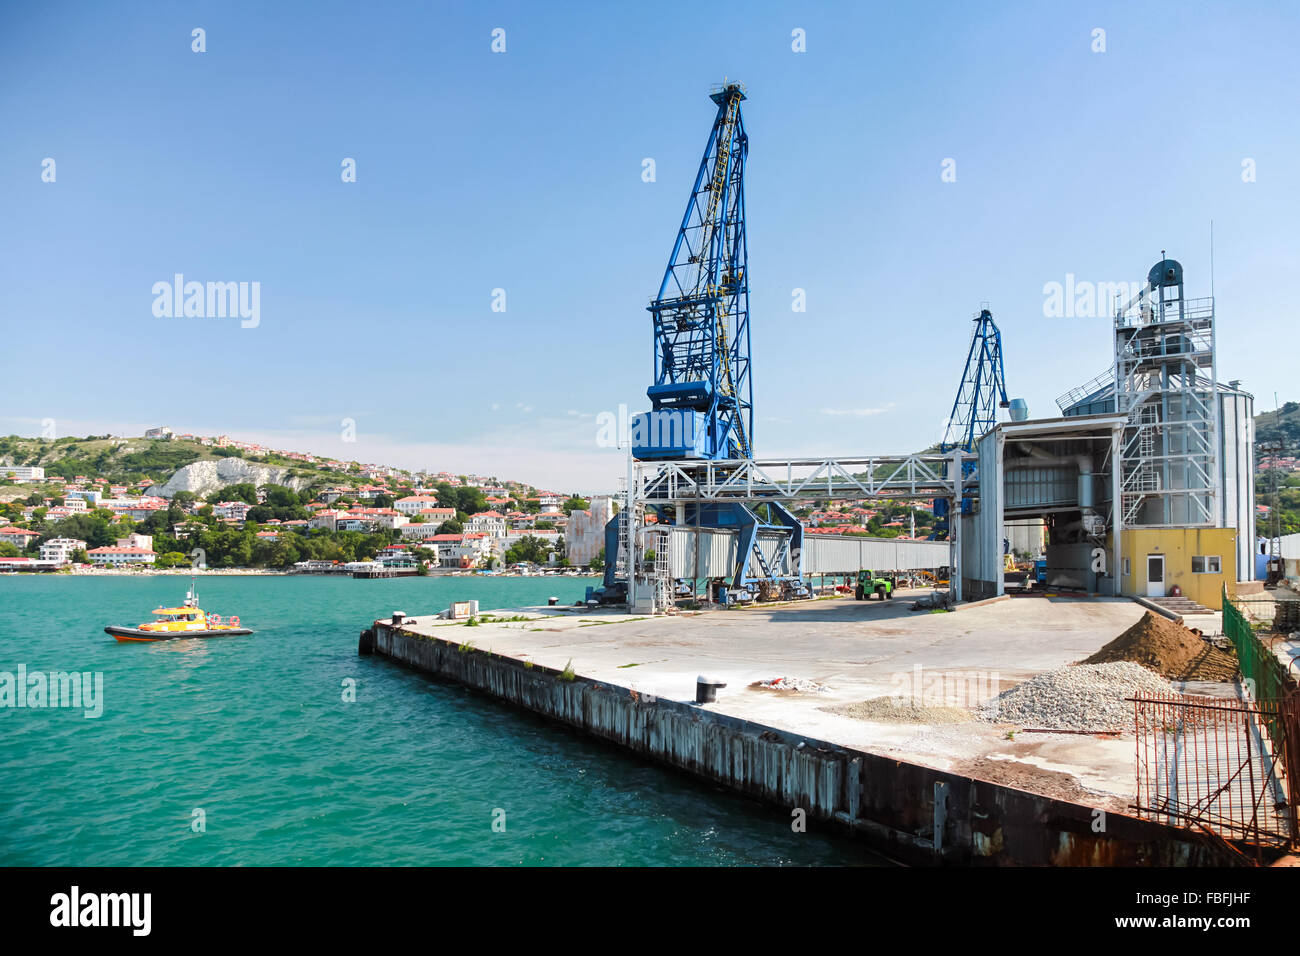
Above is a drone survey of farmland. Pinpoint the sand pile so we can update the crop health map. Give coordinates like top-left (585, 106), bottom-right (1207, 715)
top-left (821, 697), bottom-right (972, 725)
top-left (1082, 611), bottom-right (1238, 681)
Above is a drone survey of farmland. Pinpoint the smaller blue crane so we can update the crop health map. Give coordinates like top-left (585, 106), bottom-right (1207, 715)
top-left (933, 308), bottom-right (1009, 538)
top-left (941, 308), bottom-right (1009, 454)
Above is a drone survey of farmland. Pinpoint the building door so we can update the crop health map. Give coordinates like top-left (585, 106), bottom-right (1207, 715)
top-left (1146, 554), bottom-right (1165, 598)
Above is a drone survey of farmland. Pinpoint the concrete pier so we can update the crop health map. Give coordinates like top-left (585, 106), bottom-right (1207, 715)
top-left (361, 594), bottom-right (1249, 866)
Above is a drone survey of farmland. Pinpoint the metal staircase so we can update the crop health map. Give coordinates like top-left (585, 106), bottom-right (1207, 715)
top-left (1113, 258), bottom-right (1218, 529)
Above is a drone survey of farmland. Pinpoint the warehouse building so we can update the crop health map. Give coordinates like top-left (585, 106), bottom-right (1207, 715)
top-left (961, 256), bottom-right (1254, 610)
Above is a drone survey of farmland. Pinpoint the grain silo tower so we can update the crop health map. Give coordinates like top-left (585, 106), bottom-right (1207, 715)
top-left (1057, 255), bottom-right (1255, 608)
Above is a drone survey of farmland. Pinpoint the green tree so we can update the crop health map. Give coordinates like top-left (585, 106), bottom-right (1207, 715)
top-left (435, 482), bottom-right (487, 516)
top-left (206, 482), bottom-right (259, 505)
top-left (505, 535), bottom-right (550, 565)
top-left (36, 512), bottom-right (119, 549)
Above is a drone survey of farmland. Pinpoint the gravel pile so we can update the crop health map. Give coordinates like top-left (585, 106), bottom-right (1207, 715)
top-left (980, 661), bottom-right (1174, 731)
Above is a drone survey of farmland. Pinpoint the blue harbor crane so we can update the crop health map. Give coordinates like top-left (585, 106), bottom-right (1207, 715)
top-left (632, 82), bottom-right (752, 461)
top-left (592, 84), bottom-right (809, 605)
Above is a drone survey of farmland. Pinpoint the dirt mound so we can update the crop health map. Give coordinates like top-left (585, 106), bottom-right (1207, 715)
top-left (1082, 611), bottom-right (1238, 681)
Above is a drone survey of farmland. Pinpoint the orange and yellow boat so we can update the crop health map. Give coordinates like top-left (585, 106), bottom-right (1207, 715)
top-left (105, 580), bottom-right (253, 642)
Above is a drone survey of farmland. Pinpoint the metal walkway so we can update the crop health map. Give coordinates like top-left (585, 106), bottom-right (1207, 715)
top-left (634, 452), bottom-right (976, 504)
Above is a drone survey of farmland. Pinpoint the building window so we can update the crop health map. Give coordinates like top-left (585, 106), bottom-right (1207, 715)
top-left (1191, 555), bottom-right (1221, 574)
top-left (1122, 557), bottom-right (1130, 576)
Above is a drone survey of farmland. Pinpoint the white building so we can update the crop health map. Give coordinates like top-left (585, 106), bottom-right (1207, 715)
top-left (417, 507), bottom-right (456, 527)
top-left (1, 466), bottom-right (45, 482)
top-left (0, 527), bottom-right (40, 550)
top-left (468, 511), bottom-right (507, 538)
top-left (458, 533), bottom-right (494, 566)
top-left (309, 509), bottom-right (346, 531)
top-left (424, 532), bottom-right (493, 568)
top-left (365, 508), bottom-right (408, 530)
top-left (376, 546), bottom-right (418, 568)
top-left (400, 522), bottom-right (447, 541)
top-left (40, 537), bottom-right (86, 564)
top-left (394, 495), bottom-right (440, 516)
top-left (86, 545), bottom-right (156, 565)
top-left (213, 501), bottom-right (252, 521)
top-left (336, 516), bottom-right (374, 532)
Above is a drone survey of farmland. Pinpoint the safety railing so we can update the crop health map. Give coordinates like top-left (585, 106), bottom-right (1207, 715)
top-left (1133, 692), bottom-right (1297, 853)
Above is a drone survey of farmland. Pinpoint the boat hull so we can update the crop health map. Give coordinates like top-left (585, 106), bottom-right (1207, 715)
top-left (105, 626), bottom-right (254, 642)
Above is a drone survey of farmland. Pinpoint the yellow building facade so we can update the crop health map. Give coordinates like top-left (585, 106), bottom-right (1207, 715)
top-left (1119, 528), bottom-right (1238, 607)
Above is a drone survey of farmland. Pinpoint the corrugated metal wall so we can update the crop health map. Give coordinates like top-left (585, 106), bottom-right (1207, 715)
top-left (1004, 465), bottom-right (1075, 510)
top-left (661, 526), bottom-right (948, 577)
top-left (1219, 390), bottom-right (1255, 579)
top-left (803, 535), bottom-right (949, 573)
top-left (663, 527), bottom-right (736, 579)
top-left (961, 429), bottom-right (1003, 599)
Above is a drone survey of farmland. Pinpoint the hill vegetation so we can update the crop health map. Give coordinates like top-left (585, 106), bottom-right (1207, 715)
top-left (0, 435), bottom-right (385, 496)
top-left (1254, 402), bottom-right (1300, 538)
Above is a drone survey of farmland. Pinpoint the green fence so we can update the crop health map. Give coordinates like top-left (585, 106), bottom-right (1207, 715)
top-left (1222, 585), bottom-right (1295, 752)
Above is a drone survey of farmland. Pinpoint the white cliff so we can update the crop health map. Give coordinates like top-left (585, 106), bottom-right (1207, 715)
top-left (147, 458), bottom-right (311, 498)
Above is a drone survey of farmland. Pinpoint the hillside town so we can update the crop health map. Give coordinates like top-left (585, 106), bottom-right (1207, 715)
top-left (0, 429), bottom-right (607, 574)
top-left (0, 429), bottom-right (944, 574)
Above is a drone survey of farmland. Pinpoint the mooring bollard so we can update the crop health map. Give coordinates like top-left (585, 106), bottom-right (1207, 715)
top-left (696, 675), bottom-right (727, 704)
top-left (548, 596), bottom-right (558, 606)
top-left (391, 611), bottom-right (406, 626)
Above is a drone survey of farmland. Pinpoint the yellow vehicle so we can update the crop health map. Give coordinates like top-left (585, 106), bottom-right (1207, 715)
top-left (105, 580), bottom-right (252, 642)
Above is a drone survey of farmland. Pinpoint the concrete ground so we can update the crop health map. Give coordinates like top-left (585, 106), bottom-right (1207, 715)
top-left (398, 591), bottom-right (1234, 811)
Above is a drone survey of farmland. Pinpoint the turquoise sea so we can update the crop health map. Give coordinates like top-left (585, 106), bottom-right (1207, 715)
top-left (0, 575), bottom-right (881, 866)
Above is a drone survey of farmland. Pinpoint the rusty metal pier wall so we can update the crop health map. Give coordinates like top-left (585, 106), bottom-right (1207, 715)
top-left (365, 620), bottom-right (1242, 866)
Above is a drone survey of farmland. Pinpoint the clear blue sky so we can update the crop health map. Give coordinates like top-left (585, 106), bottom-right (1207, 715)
top-left (2, 1), bottom-right (1296, 491)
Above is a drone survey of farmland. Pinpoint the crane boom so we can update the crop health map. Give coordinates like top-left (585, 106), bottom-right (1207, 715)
top-left (633, 83), bottom-right (752, 461)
